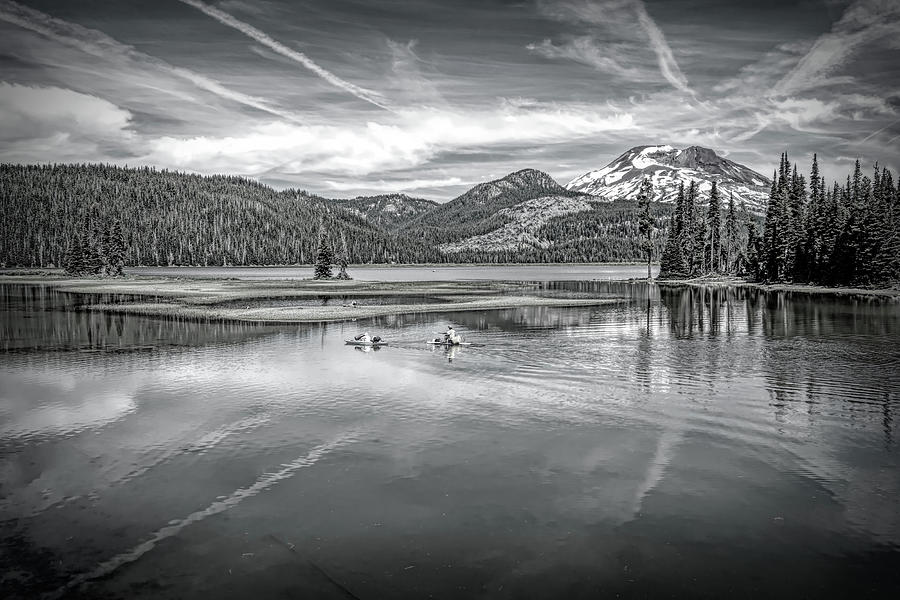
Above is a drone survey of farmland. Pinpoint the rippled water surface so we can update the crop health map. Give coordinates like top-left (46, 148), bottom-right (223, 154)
top-left (1, 282), bottom-right (899, 599)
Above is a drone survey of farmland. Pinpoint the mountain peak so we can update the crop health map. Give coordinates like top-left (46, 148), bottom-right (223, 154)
top-left (566, 144), bottom-right (770, 210)
top-left (497, 168), bottom-right (557, 186)
top-left (458, 168), bottom-right (568, 204)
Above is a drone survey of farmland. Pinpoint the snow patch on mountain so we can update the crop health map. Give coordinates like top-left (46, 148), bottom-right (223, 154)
top-left (566, 145), bottom-right (770, 211)
top-left (439, 195), bottom-right (594, 253)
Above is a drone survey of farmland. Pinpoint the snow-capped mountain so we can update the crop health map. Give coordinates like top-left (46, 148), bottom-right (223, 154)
top-left (566, 145), bottom-right (770, 211)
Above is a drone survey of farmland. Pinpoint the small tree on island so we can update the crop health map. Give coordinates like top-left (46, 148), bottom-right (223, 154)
top-left (313, 225), bottom-right (334, 279)
top-left (335, 232), bottom-right (351, 280)
top-left (636, 177), bottom-right (655, 279)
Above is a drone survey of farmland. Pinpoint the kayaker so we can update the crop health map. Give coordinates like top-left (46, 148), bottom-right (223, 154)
top-left (443, 325), bottom-right (461, 345)
top-left (354, 332), bottom-right (371, 343)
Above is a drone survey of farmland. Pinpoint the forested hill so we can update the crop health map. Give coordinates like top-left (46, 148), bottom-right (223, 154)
top-left (326, 193), bottom-right (438, 230)
top-left (402, 169), bottom-right (585, 244)
top-left (0, 164), bottom-right (442, 267)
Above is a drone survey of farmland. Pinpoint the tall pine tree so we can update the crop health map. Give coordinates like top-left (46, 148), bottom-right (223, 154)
top-left (636, 178), bottom-right (655, 279)
top-left (723, 193), bottom-right (739, 274)
top-left (705, 181), bottom-right (722, 274)
top-left (313, 224), bottom-right (334, 279)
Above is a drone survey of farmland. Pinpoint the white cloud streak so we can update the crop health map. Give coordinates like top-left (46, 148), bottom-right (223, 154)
top-left (534, 0), bottom-right (692, 94)
top-left (775, 0), bottom-right (900, 94)
top-left (0, 0), bottom-right (305, 124)
top-left (176, 0), bottom-right (391, 110)
top-left (632, 0), bottom-right (691, 93)
top-left (527, 37), bottom-right (656, 82)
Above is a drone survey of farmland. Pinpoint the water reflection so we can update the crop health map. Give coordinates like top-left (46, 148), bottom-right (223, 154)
top-left (1, 281), bottom-right (899, 599)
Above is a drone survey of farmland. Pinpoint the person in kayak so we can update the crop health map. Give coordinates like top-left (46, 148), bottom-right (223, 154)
top-left (443, 325), bottom-right (461, 345)
top-left (354, 332), bottom-right (371, 343)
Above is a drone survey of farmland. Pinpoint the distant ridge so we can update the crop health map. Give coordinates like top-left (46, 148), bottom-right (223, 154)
top-left (327, 193), bottom-right (438, 229)
top-left (403, 168), bottom-right (584, 244)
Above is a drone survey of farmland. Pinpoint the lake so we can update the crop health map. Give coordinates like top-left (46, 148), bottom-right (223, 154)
top-left (1, 280), bottom-right (899, 599)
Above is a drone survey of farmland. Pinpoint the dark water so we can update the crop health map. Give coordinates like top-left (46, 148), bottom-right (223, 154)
top-left (1, 282), bottom-right (899, 599)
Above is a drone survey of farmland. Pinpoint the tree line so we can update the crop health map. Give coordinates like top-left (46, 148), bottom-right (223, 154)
top-left (659, 154), bottom-right (899, 286)
top-left (1, 163), bottom-right (677, 269)
top-left (0, 164), bottom-right (441, 268)
top-left (5, 159), bottom-right (895, 279)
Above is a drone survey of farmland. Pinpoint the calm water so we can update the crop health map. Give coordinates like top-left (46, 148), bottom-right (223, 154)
top-left (1, 282), bottom-right (899, 599)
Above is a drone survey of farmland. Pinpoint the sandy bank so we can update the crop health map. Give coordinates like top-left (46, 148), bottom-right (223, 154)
top-left (1, 274), bottom-right (623, 323)
top-left (88, 296), bottom-right (622, 323)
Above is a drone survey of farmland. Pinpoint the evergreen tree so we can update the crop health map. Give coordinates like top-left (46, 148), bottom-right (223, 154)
top-left (106, 220), bottom-right (127, 276)
top-left (81, 217), bottom-right (103, 275)
top-left (806, 154), bottom-right (824, 281)
top-left (774, 186), bottom-right (792, 281)
top-left (873, 168), bottom-right (900, 281)
top-left (313, 225), bottom-right (334, 279)
top-left (685, 180), bottom-right (703, 275)
top-left (762, 168), bottom-right (781, 281)
top-left (744, 219), bottom-right (762, 280)
top-left (659, 228), bottom-right (688, 278)
top-left (723, 192), bottom-right (739, 274)
top-left (787, 167), bottom-right (809, 281)
top-left (673, 182), bottom-right (686, 241)
top-left (63, 232), bottom-right (85, 275)
top-left (660, 182), bottom-right (689, 277)
top-left (335, 232), bottom-right (351, 280)
top-left (636, 177), bottom-right (655, 279)
top-left (705, 181), bottom-right (722, 273)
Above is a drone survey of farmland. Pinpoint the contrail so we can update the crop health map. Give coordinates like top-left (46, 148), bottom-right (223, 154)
top-left (0, 0), bottom-right (305, 123)
top-left (633, 0), bottom-right (692, 94)
top-left (177, 0), bottom-right (391, 110)
top-left (856, 116), bottom-right (900, 145)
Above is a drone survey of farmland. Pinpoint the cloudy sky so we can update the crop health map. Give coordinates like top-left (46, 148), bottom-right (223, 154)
top-left (1, 0), bottom-right (898, 200)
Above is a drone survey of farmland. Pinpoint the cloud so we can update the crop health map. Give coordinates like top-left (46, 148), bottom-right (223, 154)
top-left (1, 0), bottom-right (897, 196)
top-left (0, 82), bottom-right (136, 161)
top-left (384, 39), bottom-right (445, 107)
top-left (176, 0), bottom-right (391, 110)
top-left (632, 0), bottom-right (691, 93)
top-left (775, 0), bottom-right (900, 93)
top-left (145, 100), bottom-right (635, 178)
top-left (323, 176), bottom-right (465, 193)
top-left (0, 0), bottom-right (304, 124)
top-left (534, 0), bottom-right (692, 93)
top-left (527, 37), bottom-right (656, 81)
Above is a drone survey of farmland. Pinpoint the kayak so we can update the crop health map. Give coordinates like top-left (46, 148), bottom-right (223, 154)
top-left (426, 340), bottom-right (472, 346)
top-left (345, 340), bottom-right (389, 347)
